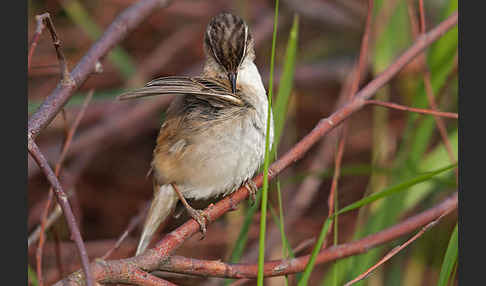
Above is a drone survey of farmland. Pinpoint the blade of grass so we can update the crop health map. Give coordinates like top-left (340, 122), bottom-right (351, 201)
top-left (271, 14), bottom-right (299, 154)
top-left (224, 13), bottom-right (298, 284)
top-left (403, 130), bottom-right (458, 209)
top-left (28, 265), bottom-right (39, 286)
top-left (437, 223), bottom-right (458, 286)
top-left (336, 163), bottom-right (456, 216)
top-left (298, 218), bottom-right (332, 285)
top-left (272, 14), bottom-right (299, 284)
top-left (61, 0), bottom-right (136, 78)
top-left (257, 0), bottom-right (280, 284)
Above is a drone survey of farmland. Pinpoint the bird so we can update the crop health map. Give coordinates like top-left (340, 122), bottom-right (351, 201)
top-left (118, 12), bottom-right (274, 256)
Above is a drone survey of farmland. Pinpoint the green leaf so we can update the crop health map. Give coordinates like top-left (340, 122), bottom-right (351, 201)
top-left (28, 265), bottom-right (38, 286)
top-left (272, 15), bottom-right (299, 154)
top-left (437, 224), bottom-right (458, 286)
top-left (61, 0), bottom-right (136, 78)
top-left (336, 164), bottom-right (456, 216)
top-left (258, 0), bottom-right (280, 284)
top-left (298, 218), bottom-right (333, 286)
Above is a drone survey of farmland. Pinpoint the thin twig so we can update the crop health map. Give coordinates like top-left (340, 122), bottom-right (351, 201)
top-left (323, 0), bottom-right (373, 250)
top-left (53, 13), bottom-right (457, 285)
top-left (52, 226), bottom-right (65, 279)
top-left (130, 269), bottom-right (177, 286)
top-left (366, 100), bottom-right (458, 118)
top-left (29, 14), bottom-right (48, 73)
top-left (36, 91), bottom-right (94, 286)
top-left (416, 0), bottom-right (458, 174)
top-left (343, 215), bottom-right (446, 286)
top-left (29, 203), bottom-right (63, 247)
top-left (28, 140), bottom-right (93, 286)
top-left (101, 202), bottom-right (150, 260)
top-left (40, 13), bottom-right (74, 86)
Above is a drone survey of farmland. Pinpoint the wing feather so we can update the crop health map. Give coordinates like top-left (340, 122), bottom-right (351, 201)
top-left (117, 76), bottom-right (244, 106)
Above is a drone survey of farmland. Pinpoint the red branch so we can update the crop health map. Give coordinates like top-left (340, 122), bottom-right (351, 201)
top-left (157, 193), bottom-right (457, 278)
top-left (366, 100), bottom-right (458, 118)
top-left (53, 12), bottom-right (457, 286)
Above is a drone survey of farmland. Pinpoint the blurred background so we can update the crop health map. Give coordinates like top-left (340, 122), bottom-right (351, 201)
top-left (28, 0), bottom-right (458, 285)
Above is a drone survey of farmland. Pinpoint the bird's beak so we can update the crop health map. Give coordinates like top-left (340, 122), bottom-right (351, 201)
top-left (228, 72), bottom-right (237, 94)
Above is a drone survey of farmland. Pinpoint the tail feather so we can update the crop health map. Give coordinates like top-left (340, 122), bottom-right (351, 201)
top-left (136, 184), bottom-right (178, 255)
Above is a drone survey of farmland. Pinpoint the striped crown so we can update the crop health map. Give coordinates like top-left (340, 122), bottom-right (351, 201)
top-left (204, 12), bottom-right (254, 73)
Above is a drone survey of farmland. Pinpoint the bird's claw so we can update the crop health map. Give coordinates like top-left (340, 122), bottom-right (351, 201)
top-left (244, 180), bottom-right (258, 205)
top-left (187, 208), bottom-right (208, 239)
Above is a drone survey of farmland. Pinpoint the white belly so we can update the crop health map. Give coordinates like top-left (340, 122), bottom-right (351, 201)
top-left (181, 112), bottom-right (270, 199)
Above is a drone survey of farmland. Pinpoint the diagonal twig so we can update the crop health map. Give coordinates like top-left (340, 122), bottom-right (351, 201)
top-left (365, 100), bottom-right (458, 118)
top-left (343, 214), bottom-right (447, 286)
top-left (101, 201), bottom-right (150, 260)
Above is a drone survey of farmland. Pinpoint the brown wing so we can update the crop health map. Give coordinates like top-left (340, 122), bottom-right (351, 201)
top-left (117, 76), bottom-right (244, 107)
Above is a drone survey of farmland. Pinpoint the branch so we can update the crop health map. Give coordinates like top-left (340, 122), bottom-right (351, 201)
top-left (28, 0), bottom-right (174, 141)
top-left (53, 12), bottom-right (457, 286)
top-left (156, 192), bottom-right (457, 278)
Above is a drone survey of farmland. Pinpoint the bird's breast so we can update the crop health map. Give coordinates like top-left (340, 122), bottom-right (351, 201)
top-left (178, 108), bottom-right (269, 200)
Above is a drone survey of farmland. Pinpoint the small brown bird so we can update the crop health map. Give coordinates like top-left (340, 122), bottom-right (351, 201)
top-left (119, 12), bottom-right (273, 255)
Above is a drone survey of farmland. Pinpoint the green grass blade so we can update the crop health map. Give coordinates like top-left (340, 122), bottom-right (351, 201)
top-left (298, 218), bottom-right (332, 285)
top-left (437, 224), bottom-right (458, 286)
top-left (272, 14), bottom-right (299, 154)
top-left (336, 164), bottom-right (456, 216)
top-left (61, 0), bottom-right (136, 78)
top-left (28, 265), bottom-right (38, 286)
top-left (257, 0), bottom-right (279, 284)
top-left (226, 13), bottom-right (297, 284)
top-left (226, 12), bottom-right (298, 284)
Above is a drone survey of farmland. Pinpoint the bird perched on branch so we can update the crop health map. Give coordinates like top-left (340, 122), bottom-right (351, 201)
top-left (118, 12), bottom-right (273, 255)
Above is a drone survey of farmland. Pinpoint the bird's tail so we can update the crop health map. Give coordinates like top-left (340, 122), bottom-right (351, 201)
top-left (136, 183), bottom-right (179, 255)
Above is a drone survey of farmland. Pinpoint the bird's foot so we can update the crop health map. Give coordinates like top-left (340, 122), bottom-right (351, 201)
top-left (244, 180), bottom-right (259, 205)
top-left (186, 207), bottom-right (209, 239)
